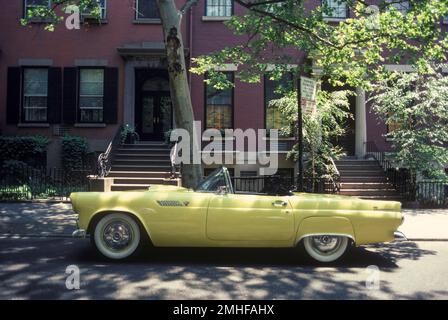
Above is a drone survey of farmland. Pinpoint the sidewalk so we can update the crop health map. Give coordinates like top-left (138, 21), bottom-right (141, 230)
top-left (400, 209), bottom-right (448, 241)
top-left (0, 202), bottom-right (447, 240)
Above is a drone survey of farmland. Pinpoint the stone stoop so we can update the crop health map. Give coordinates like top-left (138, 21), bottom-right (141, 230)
top-left (335, 159), bottom-right (403, 201)
top-left (107, 141), bottom-right (179, 191)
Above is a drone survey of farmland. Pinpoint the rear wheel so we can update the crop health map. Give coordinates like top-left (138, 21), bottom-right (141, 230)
top-left (302, 235), bottom-right (349, 263)
top-left (92, 213), bottom-right (142, 260)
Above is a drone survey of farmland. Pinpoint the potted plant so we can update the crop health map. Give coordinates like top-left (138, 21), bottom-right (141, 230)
top-left (120, 124), bottom-right (139, 144)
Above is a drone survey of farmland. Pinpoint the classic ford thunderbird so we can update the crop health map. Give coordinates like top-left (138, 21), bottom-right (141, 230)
top-left (71, 167), bottom-right (405, 263)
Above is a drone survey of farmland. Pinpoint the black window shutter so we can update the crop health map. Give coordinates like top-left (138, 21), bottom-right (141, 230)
top-left (63, 67), bottom-right (78, 124)
top-left (103, 67), bottom-right (118, 124)
top-left (6, 67), bottom-right (21, 124)
top-left (47, 67), bottom-right (62, 124)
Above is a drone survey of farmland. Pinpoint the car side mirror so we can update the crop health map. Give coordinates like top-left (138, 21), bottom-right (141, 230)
top-left (216, 186), bottom-right (228, 195)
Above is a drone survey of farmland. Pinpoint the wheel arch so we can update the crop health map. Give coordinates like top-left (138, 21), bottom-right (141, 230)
top-left (295, 216), bottom-right (356, 246)
top-left (87, 210), bottom-right (153, 245)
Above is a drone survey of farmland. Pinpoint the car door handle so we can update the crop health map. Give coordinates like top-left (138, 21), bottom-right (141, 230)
top-left (272, 201), bottom-right (288, 207)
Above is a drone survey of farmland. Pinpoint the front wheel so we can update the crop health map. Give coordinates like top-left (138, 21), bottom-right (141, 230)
top-left (302, 235), bottom-right (350, 263)
top-left (92, 213), bottom-right (142, 260)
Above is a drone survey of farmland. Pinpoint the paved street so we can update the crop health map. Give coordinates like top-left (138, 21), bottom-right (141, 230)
top-left (0, 202), bottom-right (448, 299)
top-left (0, 238), bottom-right (447, 299)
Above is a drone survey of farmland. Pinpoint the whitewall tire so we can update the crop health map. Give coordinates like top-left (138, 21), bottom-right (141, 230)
top-left (93, 213), bottom-right (141, 260)
top-left (303, 235), bottom-right (349, 263)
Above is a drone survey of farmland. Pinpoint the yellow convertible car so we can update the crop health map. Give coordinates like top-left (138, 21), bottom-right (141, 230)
top-left (71, 167), bottom-right (406, 263)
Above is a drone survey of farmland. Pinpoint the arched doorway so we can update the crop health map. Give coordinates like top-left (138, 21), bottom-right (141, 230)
top-left (135, 69), bottom-right (173, 141)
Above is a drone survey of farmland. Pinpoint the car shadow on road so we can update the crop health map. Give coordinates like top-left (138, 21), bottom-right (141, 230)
top-left (77, 240), bottom-right (435, 270)
top-left (0, 238), bottom-right (440, 299)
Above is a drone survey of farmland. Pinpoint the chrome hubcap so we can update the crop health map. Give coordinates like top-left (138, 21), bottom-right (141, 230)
top-left (102, 221), bottom-right (133, 251)
top-left (310, 236), bottom-right (342, 255)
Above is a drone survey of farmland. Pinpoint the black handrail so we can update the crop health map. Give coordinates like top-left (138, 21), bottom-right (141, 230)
top-left (97, 125), bottom-right (123, 178)
top-left (364, 141), bottom-right (415, 201)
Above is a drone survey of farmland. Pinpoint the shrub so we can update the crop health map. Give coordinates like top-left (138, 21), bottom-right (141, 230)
top-left (0, 135), bottom-right (50, 167)
top-left (61, 135), bottom-right (90, 171)
top-left (0, 160), bottom-right (32, 185)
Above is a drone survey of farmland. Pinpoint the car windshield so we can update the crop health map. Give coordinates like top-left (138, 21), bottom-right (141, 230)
top-left (195, 167), bottom-right (233, 193)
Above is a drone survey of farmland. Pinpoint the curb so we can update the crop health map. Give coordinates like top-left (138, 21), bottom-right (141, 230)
top-left (406, 238), bottom-right (448, 242)
top-left (0, 233), bottom-right (83, 239)
top-left (0, 200), bottom-right (71, 204)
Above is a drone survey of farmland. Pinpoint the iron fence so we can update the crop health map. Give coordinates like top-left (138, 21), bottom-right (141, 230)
top-left (231, 175), bottom-right (337, 195)
top-left (365, 140), bottom-right (448, 208)
top-left (0, 165), bottom-right (93, 201)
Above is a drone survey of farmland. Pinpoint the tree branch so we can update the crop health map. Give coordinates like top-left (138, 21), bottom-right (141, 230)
top-left (180, 0), bottom-right (200, 15)
top-left (233, 0), bottom-right (339, 48)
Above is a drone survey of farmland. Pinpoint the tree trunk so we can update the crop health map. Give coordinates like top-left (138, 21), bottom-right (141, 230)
top-left (156, 0), bottom-right (202, 188)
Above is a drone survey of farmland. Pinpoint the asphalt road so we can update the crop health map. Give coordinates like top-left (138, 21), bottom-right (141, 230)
top-left (0, 237), bottom-right (447, 300)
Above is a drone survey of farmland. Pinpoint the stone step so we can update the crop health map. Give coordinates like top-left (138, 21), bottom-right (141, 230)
top-left (111, 181), bottom-right (178, 191)
top-left (336, 164), bottom-right (382, 170)
top-left (108, 171), bottom-right (172, 178)
top-left (339, 189), bottom-right (399, 196)
top-left (338, 170), bottom-right (385, 177)
top-left (340, 182), bottom-right (393, 189)
top-left (340, 176), bottom-right (388, 183)
top-left (113, 159), bottom-right (171, 166)
top-left (121, 143), bottom-right (169, 149)
top-left (116, 148), bottom-right (171, 154)
top-left (115, 153), bottom-right (170, 160)
top-left (111, 184), bottom-right (150, 191)
top-left (358, 195), bottom-right (403, 201)
top-left (113, 177), bottom-right (174, 184)
top-left (335, 160), bottom-right (379, 166)
top-left (111, 165), bottom-right (172, 172)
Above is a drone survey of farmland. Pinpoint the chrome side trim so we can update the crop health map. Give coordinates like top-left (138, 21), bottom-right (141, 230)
top-left (296, 233), bottom-right (356, 245)
top-left (394, 231), bottom-right (407, 241)
top-left (72, 229), bottom-right (87, 238)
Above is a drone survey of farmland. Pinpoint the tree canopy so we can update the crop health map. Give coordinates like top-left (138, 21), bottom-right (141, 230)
top-left (192, 0), bottom-right (448, 88)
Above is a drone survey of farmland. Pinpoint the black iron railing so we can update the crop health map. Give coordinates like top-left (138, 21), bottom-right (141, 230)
top-left (231, 175), bottom-right (339, 195)
top-left (416, 180), bottom-right (448, 208)
top-left (97, 125), bottom-right (123, 178)
top-left (232, 176), bottom-right (295, 194)
top-left (0, 165), bottom-right (92, 201)
top-left (365, 140), bottom-right (448, 207)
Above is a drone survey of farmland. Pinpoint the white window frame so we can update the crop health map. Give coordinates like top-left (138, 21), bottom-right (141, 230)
top-left (22, 67), bottom-right (49, 123)
top-left (24, 0), bottom-right (51, 19)
top-left (205, 0), bottom-right (233, 17)
top-left (386, 0), bottom-right (410, 15)
top-left (82, 0), bottom-right (107, 20)
top-left (322, 0), bottom-right (348, 20)
top-left (78, 68), bottom-right (105, 123)
top-left (135, 0), bottom-right (160, 20)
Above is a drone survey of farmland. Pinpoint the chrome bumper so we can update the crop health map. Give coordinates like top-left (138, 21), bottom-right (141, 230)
top-left (72, 229), bottom-right (87, 238)
top-left (394, 231), bottom-right (407, 241)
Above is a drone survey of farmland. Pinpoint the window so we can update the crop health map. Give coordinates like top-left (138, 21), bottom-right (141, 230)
top-left (205, 0), bottom-right (233, 17)
top-left (386, 0), bottom-right (410, 15)
top-left (264, 74), bottom-right (291, 132)
top-left (79, 68), bottom-right (104, 123)
top-left (82, 0), bottom-right (107, 20)
top-left (22, 68), bottom-right (48, 122)
top-left (136, 0), bottom-right (160, 20)
top-left (322, 0), bottom-right (348, 19)
top-left (24, 0), bottom-right (51, 19)
top-left (206, 72), bottom-right (234, 129)
top-left (387, 113), bottom-right (400, 135)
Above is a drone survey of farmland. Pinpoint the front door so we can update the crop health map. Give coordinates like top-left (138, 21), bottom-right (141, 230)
top-left (206, 194), bottom-right (294, 241)
top-left (137, 91), bottom-right (172, 141)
